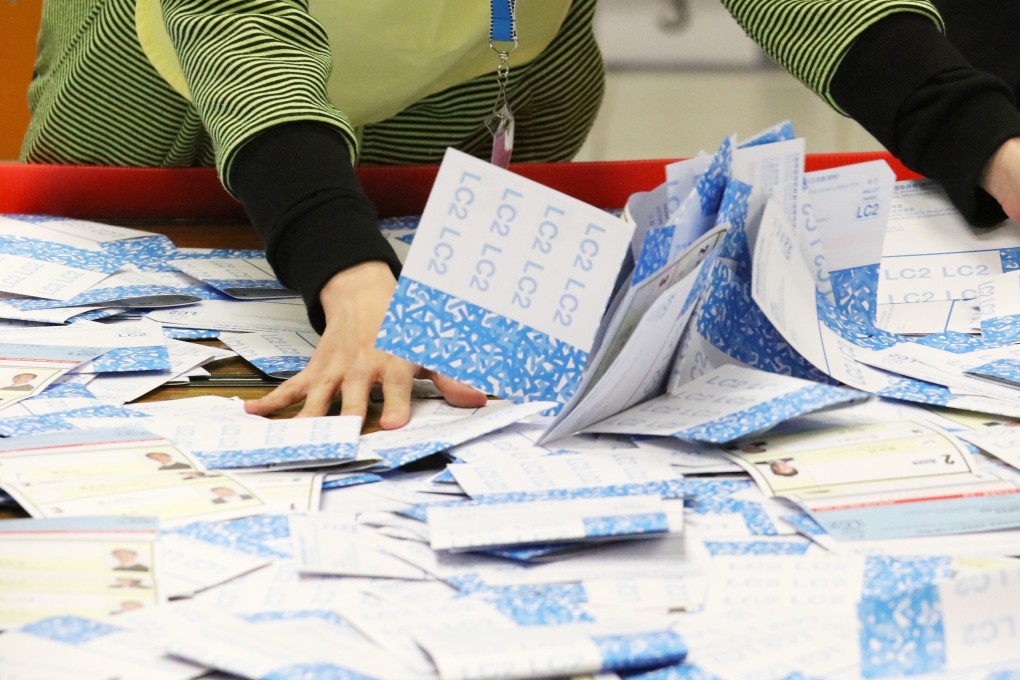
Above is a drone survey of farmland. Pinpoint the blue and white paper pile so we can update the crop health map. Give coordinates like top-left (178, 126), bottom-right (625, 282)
top-left (3, 123), bottom-right (1020, 679)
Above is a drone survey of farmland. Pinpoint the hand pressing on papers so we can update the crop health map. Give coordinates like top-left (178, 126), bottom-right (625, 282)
top-left (981, 137), bottom-right (1020, 223)
top-left (244, 261), bottom-right (487, 428)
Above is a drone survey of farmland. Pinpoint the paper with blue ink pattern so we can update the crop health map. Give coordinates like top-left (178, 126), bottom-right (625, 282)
top-left (0, 630), bottom-right (146, 679)
top-left (145, 298), bottom-right (314, 333)
top-left (752, 197), bottom-right (910, 394)
top-left (0, 341), bottom-right (108, 413)
top-left (1, 267), bottom-right (200, 310)
top-left (0, 234), bottom-right (122, 300)
top-left (624, 155), bottom-right (711, 254)
top-left (859, 565), bottom-right (1020, 677)
top-left (447, 450), bottom-right (682, 499)
top-left (584, 364), bottom-right (863, 443)
top-left (16, 614), bottom-right (204, 679)
top-left (359, 400), bottom-right (554, 469)
top-left (977, 270), bottom-right (1020, 343)
top-left (160, 532), bottom-right (273, 599)
top-left (541, 254), bottom-right (714, 443)
top-left (218, 329), bottom-right (318, 379)
top-left (130, 602), bottom-right (412, 680)
top-left (376, 148), bottom-right (634, 407)
top-left (417, 622), bottom-right (687, 680)
top-left (426, 495), bottom-right (681, 551)
top-left (875, 181), bottom-right (1020, 334)
top-left (172, 256), bottom-right (298, 300)
top-left (0, 214), bottom-right (157, 246)
top-left (143, 413), bottom-right (362, 470)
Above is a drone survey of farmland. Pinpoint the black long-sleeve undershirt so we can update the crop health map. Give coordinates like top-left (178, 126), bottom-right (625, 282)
top-left (830, 11), bottom-right (1020, 226)
top-left (229, 122), bottom-right (401, 333)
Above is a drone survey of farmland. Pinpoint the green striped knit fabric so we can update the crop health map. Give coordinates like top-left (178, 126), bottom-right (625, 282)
top-left (22, 0), bottom-right (943, 186)
top-left (722, 0), bottom-right (943, 111)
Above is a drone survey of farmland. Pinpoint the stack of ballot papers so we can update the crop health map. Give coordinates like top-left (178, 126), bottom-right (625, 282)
top-left (3, 121), bottom-right (1020, 678)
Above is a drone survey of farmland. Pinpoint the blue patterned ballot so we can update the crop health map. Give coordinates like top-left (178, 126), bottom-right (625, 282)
top-left (172, 256), bottom-right (298, 299)
top-left (376, 148), bottom-right (634, 408)
top-left (966, 358), bottom-right (1020, 388)
top-left (2, 268), bottom-right (199, 310)
top-left (426, 495), bottom-right (680, 551)
top-left (219, 330), bottom-right (318, 379)
top-left (143, 415), bottom-right (362, 469)
top-left (359, 397), bottom-right (556, 470)
top-left (977, 271), bottom-right (1020, 343)
top-left (858, 565), bottom-right (1020, 678)
top-left (0, 234), bottom-right (122, 300)
top-left (586, 364), bottom-right (863, 444)
top-left (418, 623), bottom-right (688, 680)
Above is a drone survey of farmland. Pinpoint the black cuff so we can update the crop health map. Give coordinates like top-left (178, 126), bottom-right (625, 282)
top-left (229, 122), bottom-right (401, 332)
top-left (831, 13), bottom-right (1020, 225)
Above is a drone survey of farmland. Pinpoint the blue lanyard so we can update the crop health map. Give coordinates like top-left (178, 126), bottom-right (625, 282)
top-left (490, 0), bottom-right (517, 44)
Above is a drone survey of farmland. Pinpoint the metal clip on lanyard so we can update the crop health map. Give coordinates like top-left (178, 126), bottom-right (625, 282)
top-left (487, 0), bottom-right (517, 168)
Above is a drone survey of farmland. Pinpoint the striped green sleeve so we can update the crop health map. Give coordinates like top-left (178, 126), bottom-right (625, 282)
top-left (721, 0), bottom-right (944, 111)
top-left (159, 0), bottom-right (357, 190)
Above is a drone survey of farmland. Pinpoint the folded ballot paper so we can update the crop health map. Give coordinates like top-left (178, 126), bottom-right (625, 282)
top-left (376, 143), bottom-right (864, 446)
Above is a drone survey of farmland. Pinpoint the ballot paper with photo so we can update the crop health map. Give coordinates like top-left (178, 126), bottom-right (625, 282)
top-left (359, 400), bottom-right (555, 469)
top-left (584, 364), bottom-right (863, 443)
top-left (0, 515), bottom-right (162, 629)
top-left (218, 329), bottom-right (318, 379)
top-left (376, 148), bottom-right (634, 409)
top-left (0, 342), bottom-right (108, 412)
top-left (142, 413), bottom-right (363, 470)
top-left (0, 425), bottom-right (268, 526)
top-left (171, 256), bottom-right (298, 299)
top-left (145, 297), bottom-right (313, 333)
top-left (727, 419), bottom-right (1020, 540)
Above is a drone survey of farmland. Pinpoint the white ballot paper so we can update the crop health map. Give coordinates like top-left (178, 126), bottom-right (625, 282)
top-left (376, 148), bottom-right (634, 408)
top-left (426, 495), bottom-right (683, 552)
top-left (146, 298), bottom-right (314, 333)
top-left (289, 513), bottom-right (430, 580)
top-left (171, 256), bottom-right (298, 299)
top-left (875, 180), bottom-right (1020, 333)
top-left (359, 399), bottom-right (555, 469)
top-left (218, 329), bottom-right (318, 379)
top-left (131, 602), bottom-right (424, 680)
top-left (11, 614), bottom-right (205, 680)
top-left (977, 269), bottom-right (1020, 343)
top-left (584, 364), bottom-right (863, 443)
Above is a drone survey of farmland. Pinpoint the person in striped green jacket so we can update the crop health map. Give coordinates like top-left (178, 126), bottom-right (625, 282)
top-left (20, 1), bottom-right (1020, 426)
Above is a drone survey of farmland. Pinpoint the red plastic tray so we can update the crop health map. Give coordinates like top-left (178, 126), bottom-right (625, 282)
top-left (0, 153), bottom-right (921, 221)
